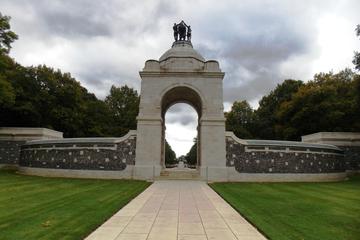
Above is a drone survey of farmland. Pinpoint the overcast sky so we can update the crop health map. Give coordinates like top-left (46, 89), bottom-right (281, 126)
top-left (2, 0), bottom-right (360, 156)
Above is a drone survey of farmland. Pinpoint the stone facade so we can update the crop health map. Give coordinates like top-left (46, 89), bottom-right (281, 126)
top-left (226, 132), bottom-right (345, 174)
top-left (20, 133), bottom-right (136, 171)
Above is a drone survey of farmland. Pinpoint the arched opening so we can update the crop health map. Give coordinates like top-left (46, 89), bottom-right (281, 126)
top-left (164, 103), bottom-right (198, 168)
top-left (161, 86), bottom-right (203, 169)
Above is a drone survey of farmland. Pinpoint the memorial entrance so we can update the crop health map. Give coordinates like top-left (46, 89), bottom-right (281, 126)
top-left (134, 21), bottom-right (227, 180)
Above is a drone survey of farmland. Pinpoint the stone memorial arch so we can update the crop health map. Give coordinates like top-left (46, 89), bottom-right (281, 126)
top-left (134, 21), bottom-right (227, 180)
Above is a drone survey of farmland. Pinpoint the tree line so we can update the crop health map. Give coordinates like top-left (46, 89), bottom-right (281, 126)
top-left (226, 70), bottom-right (360, 141)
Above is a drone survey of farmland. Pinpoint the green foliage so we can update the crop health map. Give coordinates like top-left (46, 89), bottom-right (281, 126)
top-left (226, 71), bottom-right (360, 140)
top-left (105, 85), bottom-right (139, 136)
top-left (225, 100), bottom-right (255, 138)
top-left (0, 13), bottom-right (18, 54)
top-left (185, 138), bottom-right (197, 166)
top-left (0, 54), bottom-right (139, 137)
top-left (353, 24), bottom-right (360, 71)
top-left (277, 69), bottom-right (359, 140)
top-left (210, 176), bottom-right (360, 240)
top-left (0, 170), bottom-right (150, 240)
top-left (165, 140), bottom-right (177, 165)
top-left (0, 74), bottom-right (15, 107)
top-left (0, 62), bottom-right (112, 137)
top-left (255, 79), bottom-right (303, 139)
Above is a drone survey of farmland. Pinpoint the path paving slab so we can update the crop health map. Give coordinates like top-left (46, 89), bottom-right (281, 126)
top-left (85, 180), bottom-right (267, 240)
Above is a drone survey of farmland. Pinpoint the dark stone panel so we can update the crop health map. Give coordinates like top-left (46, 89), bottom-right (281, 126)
top-left (226, 138), bottom-right (345, 173)
top-left (19, 137), bottom-right (136, 171)
top-left (340, 146), bottom-right (360, 171)
top-left (0, 140), bottom-right (26, 165)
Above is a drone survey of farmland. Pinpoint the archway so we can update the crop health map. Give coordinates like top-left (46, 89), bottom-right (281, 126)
top-left (134, 36), bottom-right (226, 180)
top-left (161, 86), bottom-right (202, 169)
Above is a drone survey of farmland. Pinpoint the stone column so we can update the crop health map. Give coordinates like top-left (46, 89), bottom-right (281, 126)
top-left (134, 117), bottom-right (163, 180)
top-left (199, 118), bottom-right (227, 181)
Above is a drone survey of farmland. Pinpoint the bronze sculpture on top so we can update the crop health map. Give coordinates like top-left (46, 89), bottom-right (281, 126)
top-left (173, 20), bottom-right (192, 43)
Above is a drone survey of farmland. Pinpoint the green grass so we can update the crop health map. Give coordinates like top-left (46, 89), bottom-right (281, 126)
top-left (210, 176), bottom-right (360, 240)
top-left (0, 170), bottom-right (151, 240)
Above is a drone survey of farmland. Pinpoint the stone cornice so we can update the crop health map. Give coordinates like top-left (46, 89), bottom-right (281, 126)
top-left (139, 71), bottom-right (225, 78)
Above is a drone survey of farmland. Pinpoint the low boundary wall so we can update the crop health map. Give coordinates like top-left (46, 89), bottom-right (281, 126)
top-left (302, 132), bottom-right (360, 172)
top-left (1, 127), bottom-right (358, 182)
top-left (0, 128), bottom-right (63, 168)
top-left (19, 131), bottom-right (137, 178)
top-left (225, 132), bottom-right (347, 181)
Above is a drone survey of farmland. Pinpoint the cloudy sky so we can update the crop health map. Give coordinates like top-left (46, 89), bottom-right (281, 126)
top-left (2, 0), bottom-right (360, 156)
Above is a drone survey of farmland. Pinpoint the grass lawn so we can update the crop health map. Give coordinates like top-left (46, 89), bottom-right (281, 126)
top-left (0, 170), bottom-right (151, 240)
top-left (210, 175), bottom-right (360, 240)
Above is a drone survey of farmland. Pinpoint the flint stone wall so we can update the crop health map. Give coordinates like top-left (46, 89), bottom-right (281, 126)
top-left (0, 141), bottom-right (26, 165)
top-left (342, 146), bottom-right (360, 171)
top-left (302, 132), bottom-right (360, 171)
top-left (0, 127), bottom-right (63, 167)
top-left (20, 131), bottom-right (136, 171)
top-left (226, 132), bottom-right (345, 174)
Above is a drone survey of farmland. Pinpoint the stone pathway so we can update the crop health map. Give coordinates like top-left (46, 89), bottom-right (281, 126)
top-left (85, 180), bottom-right (267, 240)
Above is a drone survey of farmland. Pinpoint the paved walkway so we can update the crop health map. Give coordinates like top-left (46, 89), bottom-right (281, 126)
top-left (85, 181), bottom-right (267, 240)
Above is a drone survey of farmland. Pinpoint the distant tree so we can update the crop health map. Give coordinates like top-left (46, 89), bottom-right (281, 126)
top-left (353, 24), bottom-right (360, 71)
top-left (0, 61), bottom-right (115, 137)
top-left (0, 13), bottom-right (18, 54)
top-left (0, 13), bottom-right (17, 107)
top-left (177, 155), bottom-right (186, 162)
top-left (277, 69), bottom-right (360, 140)
top-left (83, 99), bottom-right (113, 137)
top-left (185, 138), bottom-right (197, 166)
top-left (165, 140), bottom-right (177, 165)
top-left (225, 100), bottom-right (255, 139)
top-left (0, 72), bottom-right (15, 107)
top-left (255, 79), bottom-right (303, 139)
top-left (105, 85), bottom-right (139, 136)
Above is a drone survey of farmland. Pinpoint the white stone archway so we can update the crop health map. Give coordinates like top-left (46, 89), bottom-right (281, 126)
top-left (161, 86), bottom-right (202, 168)
top-left (134, 41), bottom-right (227, 181)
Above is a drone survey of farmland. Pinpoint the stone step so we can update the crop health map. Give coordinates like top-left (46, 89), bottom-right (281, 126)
top-left (156, 169), bottom-right (201, 180)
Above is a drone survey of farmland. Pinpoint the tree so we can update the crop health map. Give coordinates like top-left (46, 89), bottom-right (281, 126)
top-left (0, 61), bottom-right (115, 137)
top-left (0, 13), bottom-right (18, 54)
top-left (165, 140), bottom-right (177, 165)
top-left (185, 138), bottom-right (197, 166)
top-left (225, 100), bottom-right (255, 139)
top-left (276, 69), bottom-right (359, 140)
top-left (105, 85), bottom-right (139, 136)
top-left (353, 24), bottom-right (360, 71)
top-left (255, 79), bottom-right (303, 139)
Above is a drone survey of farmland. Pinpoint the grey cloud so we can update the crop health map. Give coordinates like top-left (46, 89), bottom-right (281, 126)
top-left (5, 0), bottom-right (177, 41)
top-left (166, 114), bottom-right (197, 126)
top-left (194, 2), bottom-right (317, 104)
top-left (40, 7), bottom-right (112, 38)
top-left (165, 103), bottom-right (198, 126)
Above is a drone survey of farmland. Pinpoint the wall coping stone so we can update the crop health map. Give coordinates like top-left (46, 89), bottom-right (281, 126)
top-left (226, 131), bottom-right (341, 151)
top-left (23, 130), bottom-right (137, 145)
top-left (0, 127), bottom-right (63, 140)
top-left (302, 132), bottom-right (360, 146)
